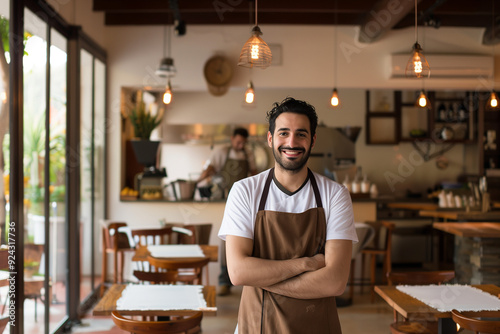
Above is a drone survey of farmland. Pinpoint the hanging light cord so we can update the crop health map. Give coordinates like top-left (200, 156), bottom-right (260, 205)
top-left (492, 0), bottom-right (495, 91)
top-left (167, 24), bottom-right (172, 58)
top-left (162, 25), bottom-right (167, 58)
top-left (414, 0), bottom-right (418, 42)
top-left (334, 0), bottom-right (338, 86)
top-left (255, 0), bottom-right (258, 26)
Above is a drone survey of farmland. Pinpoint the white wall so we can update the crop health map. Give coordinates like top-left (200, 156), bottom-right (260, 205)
top-left (60, 3), bottom-right (494, 279)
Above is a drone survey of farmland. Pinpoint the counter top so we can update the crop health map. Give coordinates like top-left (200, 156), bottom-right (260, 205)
top-left (433, 222), bottom-right (500, 238)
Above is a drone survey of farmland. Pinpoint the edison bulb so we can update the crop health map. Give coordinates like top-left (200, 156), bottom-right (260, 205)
top-left (251, 45), bottom-right (259, 60)
top-left (330, 88), bottom-right (340, 107)
top-left (418, 96), bottom-right (427, 107)
top-left (245, 81), bottom-right (255, 104)
top-left (0, 91), bottom-right (5, 103)
top-left (245, 91), bottom-right (254, 104)
top-left (413, 57), bottom-right (423, 74)
top-left (331, 96), bottom-right (339, 107)
top-left (491, 97), bottom-right (498, 108)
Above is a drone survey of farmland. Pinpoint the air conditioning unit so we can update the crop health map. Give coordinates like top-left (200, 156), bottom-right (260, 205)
top-left (391, 54), bottom-right (493, 78)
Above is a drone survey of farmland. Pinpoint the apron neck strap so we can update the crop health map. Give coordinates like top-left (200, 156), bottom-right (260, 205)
top-left (308, 168), bottom-right (323, 208)
top-left (258, 168), bottom-right (274, 211)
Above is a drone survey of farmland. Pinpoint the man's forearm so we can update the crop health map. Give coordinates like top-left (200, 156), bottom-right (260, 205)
top-left (228, 255), bottom-right (324, 288)
top-left (263, 266), bottom-right (347, 299)
top-left (263, 239), bottom-right (353, 299)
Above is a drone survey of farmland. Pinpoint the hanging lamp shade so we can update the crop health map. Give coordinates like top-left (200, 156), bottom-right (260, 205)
top-left (405, 42), bottom-right (430, 78)
top-left (238, 26), bottom-right (272, 69)
top-left (245, 81), bottom-right (255, 104)
top-left (416, 89), bottom-right (430, 108)
top-left (156, 57), bottom-right (177, 78)
top-left (163, 80), bottom-right (173, 104)
top-left (487, 91), bottom-right (500, 110)
top-left (330, 88), bottom-right (340, 107)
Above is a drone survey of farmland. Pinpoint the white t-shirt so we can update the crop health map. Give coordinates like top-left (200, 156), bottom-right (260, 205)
top-left (218, 169), bottom-right (358, 243)
top-left (208, 144), bottom-right (256, 174)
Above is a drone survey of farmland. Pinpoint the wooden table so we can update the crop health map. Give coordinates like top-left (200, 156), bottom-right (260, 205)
top-left (433, 222), bottom-right (500, 238)
top-left (375, 284), bottom-right (500, 334)
top-left (433, 222), bottom-right (500, 284)
top-left (133, 244), bottom-right (218, 263)
top-left (93, 284), bottom-right (216, 316)
top-left (419, 210), bottom-right (500, 222)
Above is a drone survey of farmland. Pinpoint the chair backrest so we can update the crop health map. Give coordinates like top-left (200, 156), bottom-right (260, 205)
top-left (364, 220), bottom-right (395, 252)
top-left (451, 309), bottom-right (500, 334)
top-left (101, 221), bottom-right (132, 250)
top-left (388, 270), bottom-right (455, 286)
top-left (170, 224), bottom-right (212, 245)
top-left (111, 310), bottom-right (203, 334)
top-left (132, 227), bottom-right (173, 247)
top-left (147, 256), bottom-right (210, 285)
top-left (133, 270), bottom-right (179, 284)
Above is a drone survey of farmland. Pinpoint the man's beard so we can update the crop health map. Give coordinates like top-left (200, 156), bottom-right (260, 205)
top-left (272, 140), bottom-right (312, 173)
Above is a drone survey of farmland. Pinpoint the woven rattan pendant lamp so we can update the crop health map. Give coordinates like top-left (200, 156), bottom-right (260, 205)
top-left (238, 0), bottom-right (272, 69)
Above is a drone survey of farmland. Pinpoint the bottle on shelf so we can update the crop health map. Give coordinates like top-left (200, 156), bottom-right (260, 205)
top-left (361, 174), bottom-right (371, 193)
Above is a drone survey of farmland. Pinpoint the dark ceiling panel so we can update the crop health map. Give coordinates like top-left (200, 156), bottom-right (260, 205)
top-left (94, 0), bottom-right (500, 43)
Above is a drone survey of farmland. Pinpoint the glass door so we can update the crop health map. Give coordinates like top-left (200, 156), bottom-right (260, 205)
top-left (79, 48), bottom-right (107, 303)
top-left (22, 8), bottom-right (69, 332)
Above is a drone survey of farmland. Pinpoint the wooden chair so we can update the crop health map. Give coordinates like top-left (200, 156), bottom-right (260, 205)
top-left (361, 220), bottom-right (395, 302)
top-left (147, 256), bottom-right (210, 285)
top-left (387, 270), bottom-right (455, 334)
top-left (111, 310), bottom-right (203, 334)
top-left (101, 221), bottom-right (135, 283)
top-left (170, 224), bottom-right (212, 245)
top-left (132, 227), bottom-right (174, 247)
top-left (133, 270), bottom-right (179, 284)
top-left (451, 309), bottom-right (500, 334)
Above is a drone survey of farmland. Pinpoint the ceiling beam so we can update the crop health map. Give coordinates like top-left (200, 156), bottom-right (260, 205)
top-left (357, 0), bottom-right (421, 44)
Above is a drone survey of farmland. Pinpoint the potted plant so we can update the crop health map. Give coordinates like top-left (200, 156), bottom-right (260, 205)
top-left (129, 101), bottom-right (164, 167)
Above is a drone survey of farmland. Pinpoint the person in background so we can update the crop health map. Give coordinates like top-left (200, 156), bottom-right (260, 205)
top-left (198, 127), bottom-right (257, 296)
top-left (218, 97), bottom-right (358, 333)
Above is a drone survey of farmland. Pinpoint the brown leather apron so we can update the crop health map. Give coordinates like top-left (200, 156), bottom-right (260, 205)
top-left (220, 147), bottom-right (249, 191)
top-left (238, 168), bottom-right (342, 334)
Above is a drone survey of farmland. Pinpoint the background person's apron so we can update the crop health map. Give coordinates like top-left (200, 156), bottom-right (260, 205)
top-left (220, 147), bottom-right (249, 192)
top-left (238, 168), bottom-right (342, 333)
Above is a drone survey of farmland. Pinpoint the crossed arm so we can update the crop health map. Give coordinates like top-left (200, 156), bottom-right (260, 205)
top-left (225, 235), bottom-right (352, 299)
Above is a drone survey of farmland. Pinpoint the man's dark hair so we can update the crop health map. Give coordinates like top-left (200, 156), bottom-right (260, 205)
top-left (233, 127), bottom-right (249, 138)
top-left (266, 97), bottom-right (318, 137)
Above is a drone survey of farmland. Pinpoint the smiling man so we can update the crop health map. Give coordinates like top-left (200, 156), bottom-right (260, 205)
top-left (218, 97), bottom-right (358, 333)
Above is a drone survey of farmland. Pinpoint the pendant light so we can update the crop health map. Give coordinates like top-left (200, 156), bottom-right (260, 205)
top-left (330, 0), bottom-right (340, 108)
top-left (245, 81), bottom-right (255, 104)
top-left (487, 0), bottom-right (500, 110)
top-left (405, 0), bottom-right (430, 78)
top-left (238, 0), bottom-right (272, 69)
top-left (163, 79), bottom-right (173, 104)
top-left (416, 89), bottom-right (430, 108)
top-left (416, 27), bottom-right (430, 109)
top-left (155, 25), bottom-right (175, 104)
